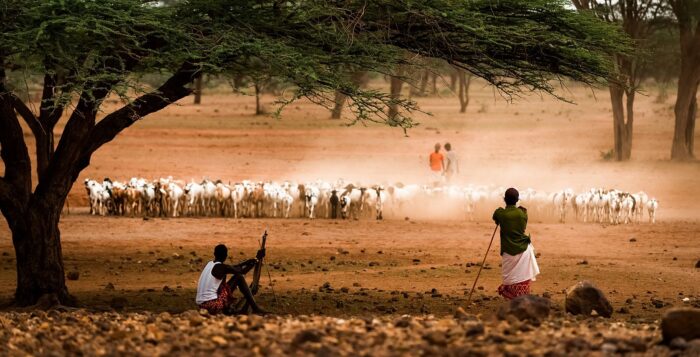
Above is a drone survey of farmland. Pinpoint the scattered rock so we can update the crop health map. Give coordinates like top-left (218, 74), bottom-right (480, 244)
top-left (669, 337), bottom-right (688, 350)
top-left (292, 329), bottom-right (323, 346)
top-left (423, 331), bottom-right (447, 346)
top-left (617, 307), bottom-right (630, 314)
top-left (464, 321), bottom-right (485, 337)
top-left (565, 281), bottom-right (613, 318)
top-left (66, 271), bottom-right (80, 281)
top-left (577, 260), bottom-right (589, 265)
top-left (454, 307), bottom-right (476, 321)
top-left (497, 295), bottom-right (551, 325)
top-left (660, 308), bottom-right (700, 343)
top-left (695, 260), bottom-right (700, 268)
top-left (104, 282), bottom-right (115, 291)
top-left (629, 238), bottom-right (637, 242)
top-left (651, 298), bottom-right (664, 309)
top-left (368, 261), bottom-right (380, 267)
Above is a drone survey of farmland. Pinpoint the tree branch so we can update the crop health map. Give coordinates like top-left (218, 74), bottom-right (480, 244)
top-left (11, 94), bottom-right (45, 137)
top-left (82, 65), bottom-right (198, 157)
top-left (0, 73), bottom-right (32, 199)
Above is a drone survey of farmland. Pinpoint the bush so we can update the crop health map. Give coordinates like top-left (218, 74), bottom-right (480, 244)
top-left (600, 149), bottom-right (614, 161)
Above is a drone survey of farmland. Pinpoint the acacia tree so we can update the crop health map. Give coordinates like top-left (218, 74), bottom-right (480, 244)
top-left (669, 0), bottom-right (700, 160)
top-left (0, 0), bottom-right (626, 306)
top-left (573, 0), bottom-right (666, 161)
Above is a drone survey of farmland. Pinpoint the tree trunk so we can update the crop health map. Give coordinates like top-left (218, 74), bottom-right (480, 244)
top-left (609, 85), bottom-right (633, 161)
top-left (431, 73), bottom-right (438, 95)
top-left (449, 72), bottom-right (458, 92)
top-left (10, 202), bottom-right (74, 306)
top-left (193, 75), bottom-right (203, 105)
top-left (255, 82), bottom-right (263, 115)
top-left (331, 90), bottom-right (347, 119)
top-left (388, 75), bottom-right (403, 123)
top-left (671, 67), bottom-right (699, 160)
top-left (458, 70), bottom-right (471, 113)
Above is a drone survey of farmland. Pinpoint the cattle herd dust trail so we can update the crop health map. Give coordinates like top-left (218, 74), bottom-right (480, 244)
top-left (1, 81), bottom-right (700, 355)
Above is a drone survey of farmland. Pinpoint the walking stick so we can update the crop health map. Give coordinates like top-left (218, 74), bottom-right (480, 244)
top-left (466, 224), bottom-right (499, 306)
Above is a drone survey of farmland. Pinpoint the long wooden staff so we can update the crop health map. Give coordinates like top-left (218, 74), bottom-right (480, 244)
top-left (466, 224), bottom-right (499, 306)
top-left (249, 229), bottom-right (267, 295)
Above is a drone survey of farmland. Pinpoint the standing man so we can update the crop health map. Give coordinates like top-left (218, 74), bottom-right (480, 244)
top-left (492, 188), bottom-right (540, 300)
top-left (196, 244), bottom-right (267, 315)
top-left (444, 142), bottom-right (459, 184)
top-left (428, 143), bottom-right (445, 187)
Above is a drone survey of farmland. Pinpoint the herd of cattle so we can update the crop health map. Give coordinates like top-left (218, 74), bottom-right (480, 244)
top-left (83, 177), bottom-right (660, 224)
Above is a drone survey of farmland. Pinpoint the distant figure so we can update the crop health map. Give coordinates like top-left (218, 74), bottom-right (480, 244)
top-left (444, 142), bottom-right (459, 183)
top-left (492, 188), bottom-right (540, 300)
top-left (195, 244), bottom-right (266, 315)
top-left (428, 143), bottom-right (445, 186)
top-left (330, 190), bottom-right (339, 219)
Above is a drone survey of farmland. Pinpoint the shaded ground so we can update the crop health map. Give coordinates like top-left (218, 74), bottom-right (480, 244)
top-left (0, 216), bottom-right (697, 321)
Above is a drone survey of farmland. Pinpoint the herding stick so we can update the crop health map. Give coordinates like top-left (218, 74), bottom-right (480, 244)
top-left (466, 224), bottom-right (499, 306)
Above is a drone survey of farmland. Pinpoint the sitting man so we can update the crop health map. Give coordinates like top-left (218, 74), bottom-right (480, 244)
top-left (195, 244), bottom-right (266, 315)
top-left (492, 188), bottom-right (540, 300)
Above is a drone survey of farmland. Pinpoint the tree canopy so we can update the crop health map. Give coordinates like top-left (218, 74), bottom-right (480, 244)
top-left (2, 0), bottom-right (628, 131)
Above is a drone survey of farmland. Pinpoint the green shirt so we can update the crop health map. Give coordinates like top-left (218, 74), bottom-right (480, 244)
top-left (492, 205), bottom-right (531, 256)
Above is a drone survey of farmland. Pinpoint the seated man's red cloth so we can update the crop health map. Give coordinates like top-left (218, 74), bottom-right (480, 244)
top-left (199, 281), bottom-right (234, 314)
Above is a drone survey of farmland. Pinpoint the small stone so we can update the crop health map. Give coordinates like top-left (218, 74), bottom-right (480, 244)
top-left (105, 282), bottom-right (115, 291)
top-left (66, 271), bottom-right (80, 281)
top-left (423, 331), bottom-right (447, 346)
top-left (629, 238), bottom-right (637, 242)
top-left (497, 295), bottom-right (551, 325)
top-left (695, 260), bottom-right (700, 268)
top-left (600, 343), bottom-right (617, 354)
top-left (617, 307), bottom-right (630, 314)
top-left (340, 287), bottom-right (349, 293)
top-left (661, 308), bottom-right (700, 343)
top-left (163, 286), bottom-right (174, 293)
top-left (464, 321), bottom-right (485, 337)
top-left (211, 335), bottom-right (228, 347)
top-left (454, 307), bottom-right (476, 321)
top-left (669, 337), bottom-right (688, 350)
top-left (651, 298), bottom-right (664, 309)
top-left (292, 329), bottom-right (323, 346)
top-left (565, 281), bottom-right (613, 318)
top-left (577, 260), bottom-right (588, 265)
top-left (368, 262), bottom-right (379, 267)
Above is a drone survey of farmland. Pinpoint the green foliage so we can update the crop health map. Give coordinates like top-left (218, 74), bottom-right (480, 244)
top-left (1, 0), bottom-right (630, 129)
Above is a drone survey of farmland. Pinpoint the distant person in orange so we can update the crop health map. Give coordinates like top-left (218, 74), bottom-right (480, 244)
top-left (429, 143), bottom-right (445, 186)
top-left (444, 142), bottom-right (459, 184)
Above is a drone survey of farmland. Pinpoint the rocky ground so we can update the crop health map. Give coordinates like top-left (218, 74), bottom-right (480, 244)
top-left (1, 305), bottom-right (698, 356)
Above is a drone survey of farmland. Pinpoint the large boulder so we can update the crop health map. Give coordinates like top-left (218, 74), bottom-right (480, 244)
top-left (565, 281), bottom-right (613, 318)
top-left (661, 308), bottom-right (700, 344)
top-left (497, 294), bottom-right (551, 325)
